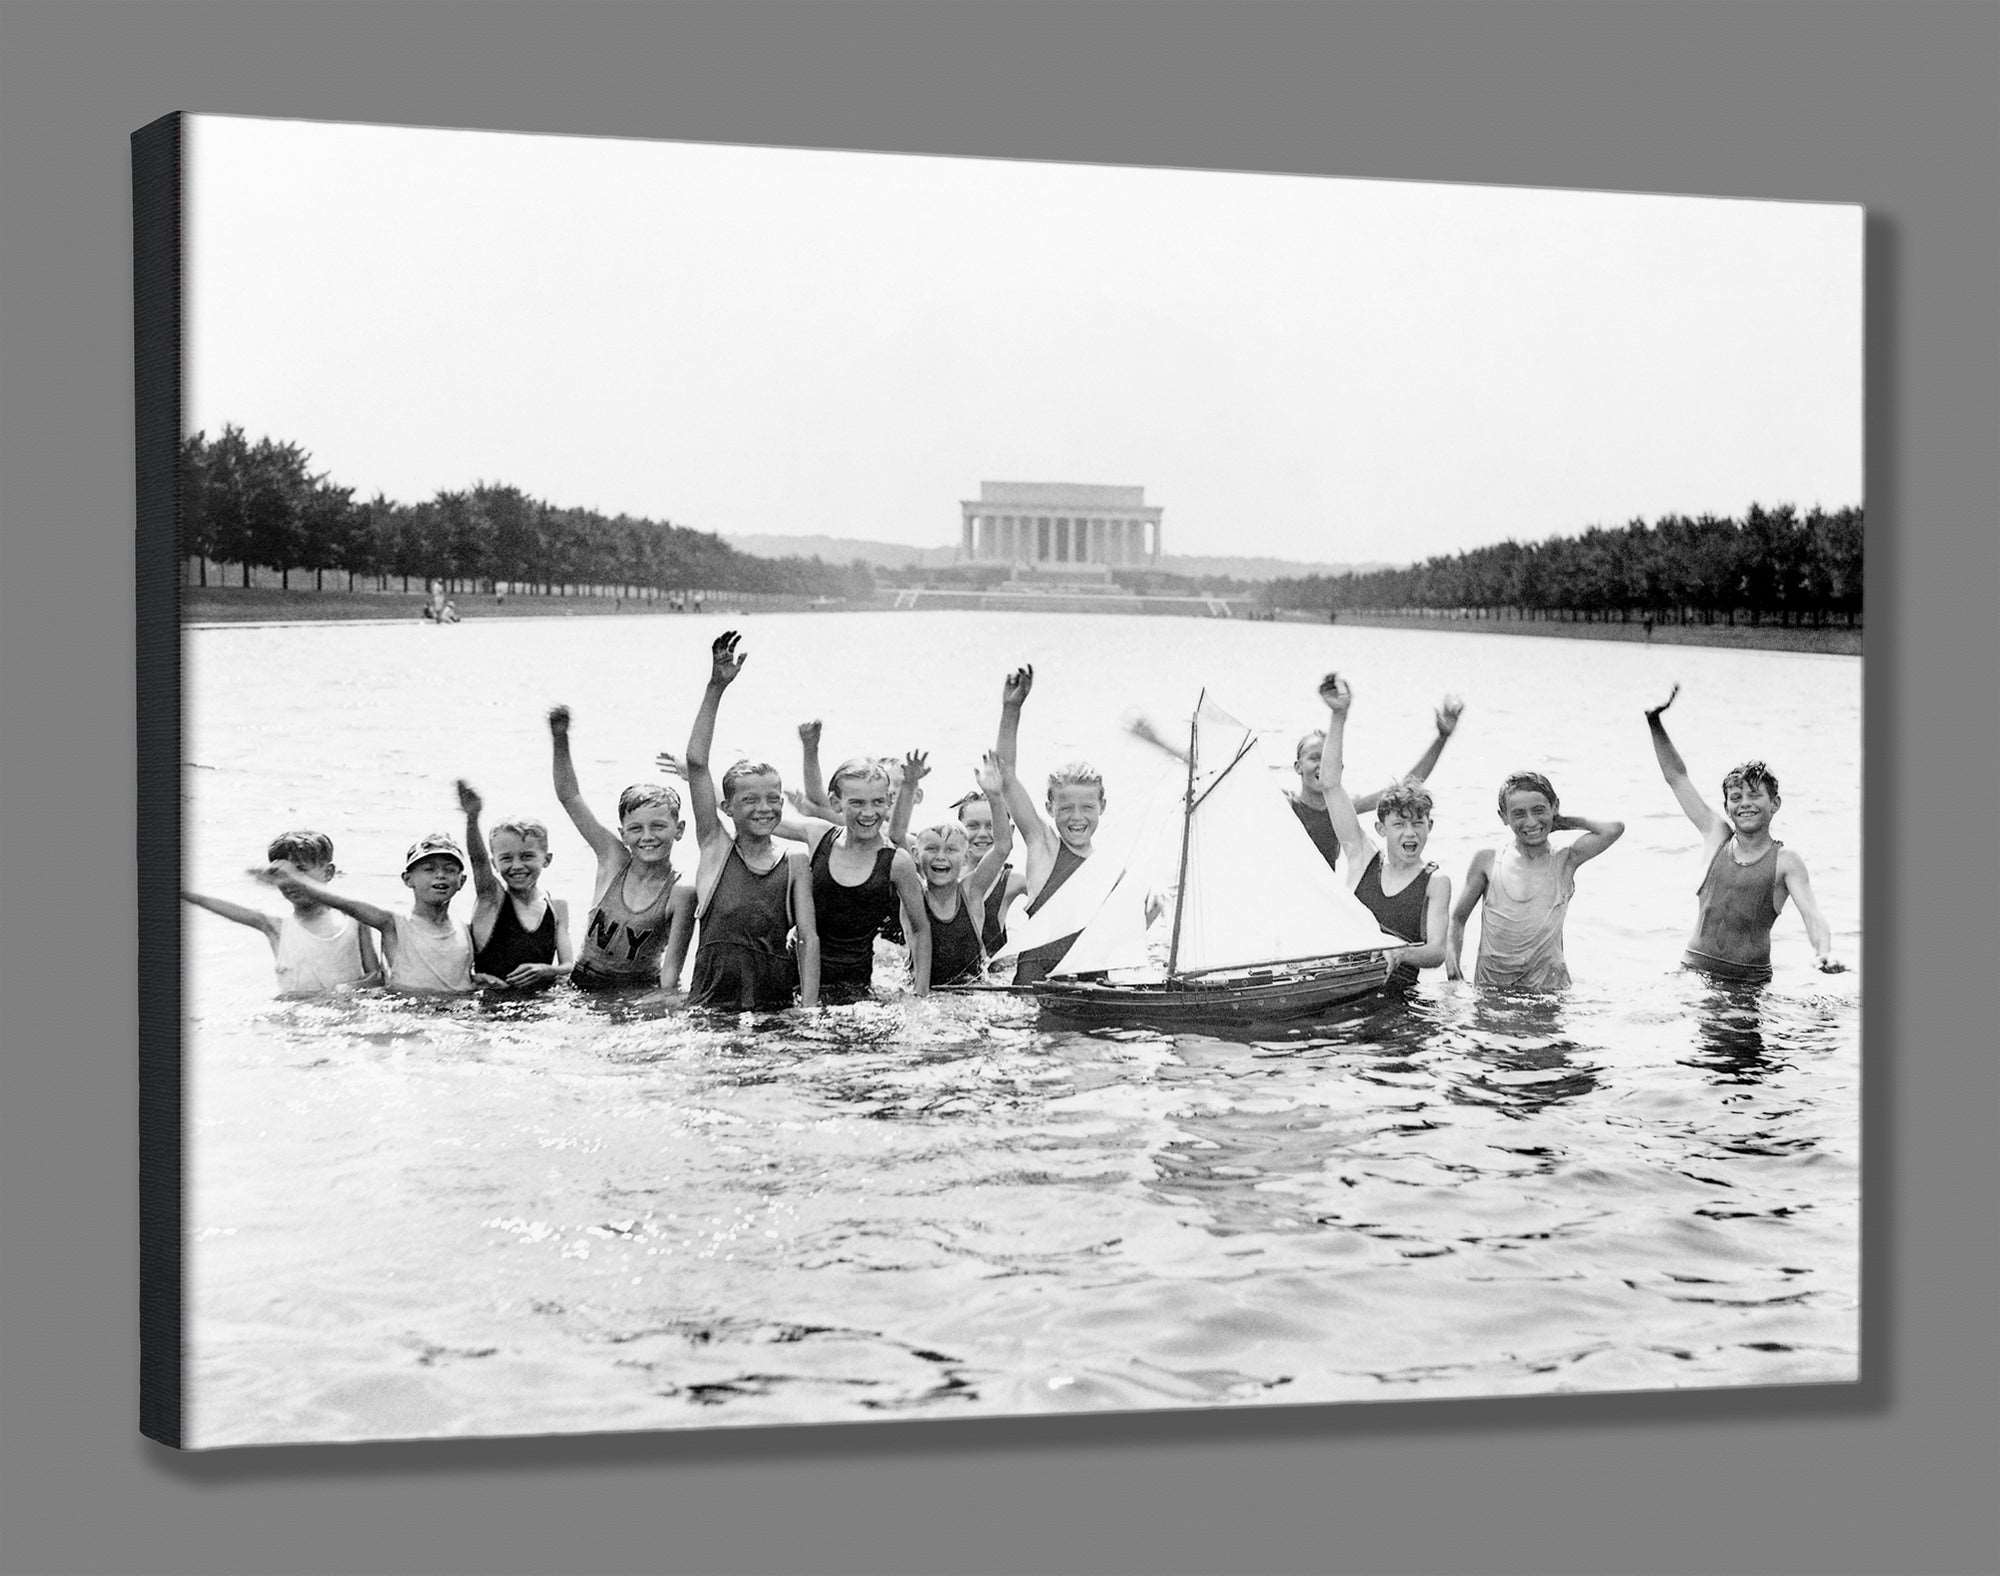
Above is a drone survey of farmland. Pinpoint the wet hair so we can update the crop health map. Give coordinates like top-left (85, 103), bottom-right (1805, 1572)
top-left (1496, 771), bottom-right (1559, 816)
top-left (267, 829), bottom-right (335, 868)
top-left (915, 821), bottom-right (970, 853)
top-left (827, 756), bottom-right (893, 799)
top-left (1294, 728), bottom-right (1326, 763)
top-left (617, 782), bottom-right (683, 823)
top-left (719, 759), bottom-right (781, 800)
top-left (488, 818), bottom-right (550, 851)
top-left (952, 788), bottom-right (989, 816)
top-left (1721, 759), bottom-right (1781, 800)
top-left (1374, 781), bottom-right (1435, 823)
top-left (1045, 761), bottom-right (1106, 803)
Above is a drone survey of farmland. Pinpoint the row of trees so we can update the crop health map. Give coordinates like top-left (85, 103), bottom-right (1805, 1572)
top-left (1269, 505), bottom-right (1863, 627)
top-left (177, 426), bottom-right (876, 599)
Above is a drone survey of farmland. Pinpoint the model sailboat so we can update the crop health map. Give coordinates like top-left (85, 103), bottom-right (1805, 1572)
top-left (1007, 695), bottom-right (1394, 1027)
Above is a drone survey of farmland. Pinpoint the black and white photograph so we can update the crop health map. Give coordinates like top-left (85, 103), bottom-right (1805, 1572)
top-left (154, 113), bottom-right (1862, 1449)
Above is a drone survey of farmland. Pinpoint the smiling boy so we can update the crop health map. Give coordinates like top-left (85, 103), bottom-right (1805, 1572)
top-left (1645, 684), bottom-right (1845, 979)
top-left (1446, 771), bottom-right (1624, 990)
top-left (459, 781), bottom-right (573, 992)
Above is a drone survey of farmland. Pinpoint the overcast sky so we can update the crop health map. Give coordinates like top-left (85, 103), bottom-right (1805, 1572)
top-left (186, 115), bottom-right (1861, 565)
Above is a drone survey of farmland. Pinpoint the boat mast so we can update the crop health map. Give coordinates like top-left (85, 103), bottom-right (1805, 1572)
top-left (1163, 692), bottom-right (1202, 983)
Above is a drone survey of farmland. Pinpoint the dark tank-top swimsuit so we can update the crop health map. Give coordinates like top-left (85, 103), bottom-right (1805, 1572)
top-left (808, 829), bottom-right (899, 1003)
top-left (688, 844), bottom-right (798, 1011)
top-left (473, 896), bottom-right (558, 986)
top-left (925, 887), bottom-right (985, 987)
top-left (1355, 853), bottom-right (1434, 984)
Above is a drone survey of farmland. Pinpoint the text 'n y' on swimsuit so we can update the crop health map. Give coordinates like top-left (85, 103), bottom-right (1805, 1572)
top-left (571, 857), bottom-right (677, 991)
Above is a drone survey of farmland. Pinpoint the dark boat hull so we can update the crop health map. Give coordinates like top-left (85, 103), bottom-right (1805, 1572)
top-left (1031, 952), bottom-right (1393, 1027)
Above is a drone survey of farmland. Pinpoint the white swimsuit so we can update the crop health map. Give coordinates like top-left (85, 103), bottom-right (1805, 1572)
top-left (272, 911), bottom-right (371, 996)
top-left (386, 916), bottom-right (475, 993)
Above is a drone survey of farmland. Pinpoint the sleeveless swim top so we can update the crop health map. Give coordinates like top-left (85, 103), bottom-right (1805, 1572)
top-left (273, 910), bottom-right (371, 996)
top-left (387, 914), bottom-right (475, 993)
top-left (1683, 837), bottom-right (1782, 981)
top-left (1474, 844), bottom-right (1574, 991)
top-left (689, 844), bottom-right (798, 1011)
top-left (473, 896), bottom-right (558, 983)
top-left (1356, 853), bottom-right (1434, 984)
top-left (572, 857), bottom-right (678, 989)
top-left (1012, 841), bottom-right (1087, 987)
top-left (1289, 794), bottom-right (1344, 872)
top-left (809, 829), bottom-right (899, 999)
top-left (980, 861), bottom-right (1013, 954)
top-left (925, 885), bottom-right (986, 987)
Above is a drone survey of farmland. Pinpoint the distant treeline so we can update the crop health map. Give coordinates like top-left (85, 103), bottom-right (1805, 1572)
top-left (178, 426), bottom-right (877, 598)
top-left (1269, 505), bottom-right (1863, 627)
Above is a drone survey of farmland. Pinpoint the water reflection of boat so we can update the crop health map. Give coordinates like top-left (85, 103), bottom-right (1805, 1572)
top-left (1016, 694), bottom-right (1393, 1027)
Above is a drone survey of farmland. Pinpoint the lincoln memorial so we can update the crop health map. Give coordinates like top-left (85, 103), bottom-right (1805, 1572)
top-left (958, 481), bottom-right (1162, 580)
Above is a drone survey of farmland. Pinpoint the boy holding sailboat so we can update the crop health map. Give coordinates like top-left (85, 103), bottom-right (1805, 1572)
top-left (1313, 673), bottom-right (1452, 984)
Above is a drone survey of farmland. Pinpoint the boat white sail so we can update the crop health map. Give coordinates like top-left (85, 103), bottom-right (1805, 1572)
top-left (1167, 697), bottom-right (1388, 975)
top-left (994, 780), bottom-right (1172, 968)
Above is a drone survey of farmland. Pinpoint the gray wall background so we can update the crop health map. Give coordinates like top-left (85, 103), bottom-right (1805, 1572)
top-left (3, 4), bottom-right (1994, 1573)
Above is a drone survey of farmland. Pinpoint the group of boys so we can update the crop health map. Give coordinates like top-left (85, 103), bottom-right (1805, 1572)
top-left (183, 640), bottom-right (1845, 1008)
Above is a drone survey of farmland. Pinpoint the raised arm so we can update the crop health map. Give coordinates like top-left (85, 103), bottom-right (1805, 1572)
top-left (1776, 850), bottom-right (1847, 971)
top-left (889, 850), bottom-right (932, 997)
top-left (1444, 850), bottom-right (1492, 982)
top-left (1555, 811), bottom-right (1626, 867)
top-left (248, 862), bottom-right (398, 936)
top-left (180, 890), bottom-right (279, 941)
top-left (548, 705), bottom-right (623, 860)
top-left (889, 750), bottom-right (927, 847)
top-left (965, 752), bottom-right (1016, 903)
top-left (457, 780), bottom-right (503, 944)
top-left (1312, 671), bottom-right (1374, 875)
top-left (1356, 693), bottom-right (1464, 813)
top-left (995, 664), bottom-right (1033, 771)
top-left (796, 719), bottom-right (835, 821)
top-left (1645, 685), bottom-right (1726, 842)
top-left (686, 630), bottom-right (744, 853)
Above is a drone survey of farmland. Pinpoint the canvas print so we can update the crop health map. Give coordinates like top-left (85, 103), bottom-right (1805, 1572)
top-left (139, 114), bottom-right (1863, 1448)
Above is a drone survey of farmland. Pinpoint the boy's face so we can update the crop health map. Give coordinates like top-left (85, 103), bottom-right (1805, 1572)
top-left (620, 801), bottom-right (682, 863)
top-left (957, 800), bottom-right (996, 850)
top-left (402, 854), bottom-right (467, 902)
top-left (1499, 789), bottom-right (1555, 847)
top-left (1722, 777), bottom-right (1780, 835)
top-left (837, 777), bottom-right (893, 838)
top-left (915, 829), bottom-right (969, 886)
top-left (282, 860), bottom-right (337, 911)
top-left (1047, 783), bottom-right (1105, 852)
top-left (723, 772), bottom-right (785, 838)
top-left (1377, 809), bottom-right (1432, 862)
top-left (488, 829), bottom-right (551, 894)
top-left (1293, 737), bottom-right (1324, 794)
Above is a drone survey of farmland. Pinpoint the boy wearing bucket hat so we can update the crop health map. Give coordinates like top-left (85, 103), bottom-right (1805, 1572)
top-left (252, 825), bottom-right (496, 994)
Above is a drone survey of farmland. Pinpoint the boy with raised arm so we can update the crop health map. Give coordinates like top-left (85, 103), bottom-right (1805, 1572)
top-left (994, 663), bottom-right (1111, 987)
top-left (1645, 684), bottom-right (1846, 979)
top-left (1288, 694), bottom-right (1464, 872)
top-left (183, 829), bottom-right (381, 997)
top-left (1314, 674), bottom-right (1452, 985)
top-left (683, 630), bottom-right (819, 1011)
top-left (459, 782), bottom-right (573, 992)
top-left (549, 705), bottom-right (696, 995)
top-left (1446, 771), bottom-right (1624, 991)
top-left (250, 827), bottom-right (494, 995)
